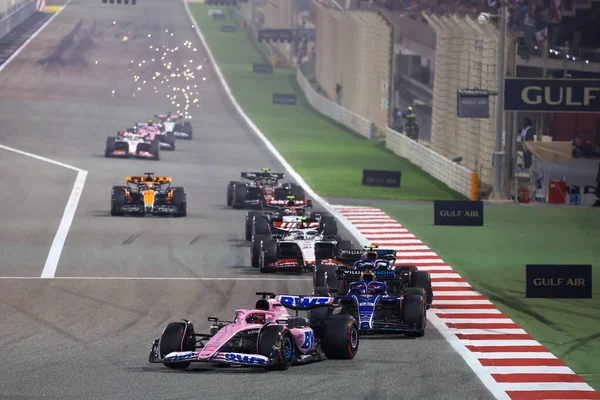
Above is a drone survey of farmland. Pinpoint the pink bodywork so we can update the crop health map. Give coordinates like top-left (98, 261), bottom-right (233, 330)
top-left (138, 126), bottom-right (162, 140)
top-left (164, 295), bottom-right (335, 366)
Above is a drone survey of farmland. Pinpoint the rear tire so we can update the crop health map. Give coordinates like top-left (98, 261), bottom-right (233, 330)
top-left (183, 121), bottom-right (193, 139)
top-left (111, 186), bottom-right (127, 216)
top-left (411, 271), bottom-right (433, 309)
top-left (245, 211), bottom-right (263, 241)
top-left (257, 326), bottom-right (294, 371)
top-left (253, 215), bottom-right (270, 236)
top-left (171, 187), bottom-right (187, 217)
top-left (159, 321), bottom-right (196, 369)
top-left (320, 215), bottom-right (338, 236)
top-left (251, 234), bottom-right (267, 268)
top-left (164, 131), bottom-right (176, 151)
top-left (321, 315), bottom-right (359, 359)
top-left (232, 183), bottom-right (247, 209)
top-left (150, 138), bottom-right (160, 161)
top-left (290, 184), bottom-right (305, 200)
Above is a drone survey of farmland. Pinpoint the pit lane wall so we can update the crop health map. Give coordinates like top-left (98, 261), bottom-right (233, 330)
top-left (311, 0), bottom-right (392, 137)
top-left (0, 0), bottom-right (36, 40)
top-left (297, 64), bottom-right (376, 140)
top-left (386, 127), bottom-right (472, 197)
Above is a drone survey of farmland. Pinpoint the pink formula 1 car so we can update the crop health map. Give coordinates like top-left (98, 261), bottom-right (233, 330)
top-left (148, 292), bottom-right (359, 371)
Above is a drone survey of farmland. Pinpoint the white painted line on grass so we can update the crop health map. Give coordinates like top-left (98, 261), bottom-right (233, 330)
top-left (0, 276), bottom-right (313, 281)
top-left (0, 0), bottom-right (71, 72)
top-left (0, 144), bottom-right (87, 279)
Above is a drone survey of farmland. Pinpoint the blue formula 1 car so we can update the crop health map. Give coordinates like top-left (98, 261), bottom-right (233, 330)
top-left (311, 246), bottom-right (433, 337)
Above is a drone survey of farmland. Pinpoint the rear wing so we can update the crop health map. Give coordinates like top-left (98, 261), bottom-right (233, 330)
top-left (336, 249), bottom-right (397, 262)
top-left (335, 268), bottom-right (401, 282)
top-left (264, 199), bottom-right (313, 208)
top-left (241, 172), bottom-right (285, 181)
top-left (275, 294), bottom-right (336, 310)
top-left (126, 175), bottom-right (172, 184)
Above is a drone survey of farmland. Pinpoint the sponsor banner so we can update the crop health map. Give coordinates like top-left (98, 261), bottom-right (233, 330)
top-left (434, 200), bottom-right (483, 226)
top-left (220, 25), bottom-right (238, 32)
top-left (526, 264), bottom-right (592, 298)
top-left (504, 78), bottom-right (600, 112)
top-left (272, 93), bottom-right (297, 106)
top-left (362, 169), bottom-right (401, 188)
top-left (252, 63), bottom-right (273, 73)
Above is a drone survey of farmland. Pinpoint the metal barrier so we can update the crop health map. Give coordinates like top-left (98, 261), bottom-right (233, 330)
top-left (386, 127), bottom-right (472, 197)
top-left (312, 0), bottom-right (392, 135)
top-left (297, 64), bottom-right (376, 140)
top-left (423, 14), bottom-right (516, 186)
top-left (0, 0), bottom-right (36, 40)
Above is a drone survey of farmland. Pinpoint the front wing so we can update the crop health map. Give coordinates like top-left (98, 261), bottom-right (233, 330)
top-left (149, 349), bottom-right (271, 368)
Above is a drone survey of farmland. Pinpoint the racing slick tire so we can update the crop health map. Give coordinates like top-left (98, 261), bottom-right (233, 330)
top-left (321, 315), bottom-right (359, 360)
top-left (259, 239), bottom-right (279, 273)
top-left (253, 215), bottom-right (270, 237)
top-left (403, 287), bottom-right (427, 337)
top-left (159, 320), bottom-right (196, 369)
top-left (227, 181), bottom-right (242, 207)
top-left (111, 186), bottom-right (127, 216)
top-left (257, 325), bottom-right (294, 371)
top-left (142, 138), bottom-right (160, 161)
top-left (232, 183), bottom-right (247, 209)
top-left (171, 187), bottom-right (187, 217)
top-left (335, 240), bottom-right (352, 252)
top-left (164, 131), bottom-right (176, 151)
top-left (183, 121), bottom-right (193, 139)
top-left (290, 184), bottom-right (305, 200)
top-left (320, 215), bottom-right (338, 237)
top-left (245, 211), bottom-right (263, 241)
top-left (313, 263), bottom-right (338, 289)
top-left (251, 234), bottom-right (268, 268)
top-left (410, 271), bottom-right (433, 309)
top-left (105, 137), bottom-right (116, 157)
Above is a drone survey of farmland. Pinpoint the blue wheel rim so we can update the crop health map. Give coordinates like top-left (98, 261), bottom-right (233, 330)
top-left (282, 336), bottom-right (292, 359)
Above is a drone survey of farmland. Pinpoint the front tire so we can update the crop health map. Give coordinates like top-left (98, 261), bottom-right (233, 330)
top-left (159, 321), bottom-right (196, 369)
top-left (111, 186), bottom-right (127, 216)
top-left (257, 325), bottom-right (294, 371)
top-left (171, 187), bottom-right (187, 217)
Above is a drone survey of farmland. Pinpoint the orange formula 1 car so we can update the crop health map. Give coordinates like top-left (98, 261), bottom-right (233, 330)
top-left (111, 173), bottom-right (186, 217)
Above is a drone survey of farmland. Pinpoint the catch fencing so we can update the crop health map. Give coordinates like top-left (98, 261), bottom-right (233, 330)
top-left (0, 0), bottom-right (36, 40)
top-left (311, 0), bottom-right (392, 136)
top-left (423, 14), bottom-right (516, 186)
top-left (297, 65), bottom-right (376, 140)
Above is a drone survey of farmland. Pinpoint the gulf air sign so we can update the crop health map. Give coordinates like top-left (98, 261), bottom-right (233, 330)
top-left (504, 78), bottom-right (600, 113)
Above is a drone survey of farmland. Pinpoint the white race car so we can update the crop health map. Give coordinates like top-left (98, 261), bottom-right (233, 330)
top-left (104, 130), bottom-right (160, 160)
top-left (250, 227), bottom-right (351, 273)
top-left (154, 112), bottom-right (193, 140)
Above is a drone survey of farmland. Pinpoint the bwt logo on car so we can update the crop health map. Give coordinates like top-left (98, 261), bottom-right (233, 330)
top-left (278, 296), bottom-right (331, 307)
top-left (224, 353), bottom-right (267, 365)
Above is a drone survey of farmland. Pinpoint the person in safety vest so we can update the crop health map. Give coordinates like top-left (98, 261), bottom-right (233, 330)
top-left (403, 106), bottom-right (419, 141)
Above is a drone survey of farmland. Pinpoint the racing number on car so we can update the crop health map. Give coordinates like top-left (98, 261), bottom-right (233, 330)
top-left (301, 330), bottom-right (314, 350)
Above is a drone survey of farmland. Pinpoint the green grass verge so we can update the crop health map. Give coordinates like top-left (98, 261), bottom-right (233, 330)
top-left (375, 203), bottom-right (600, 391)
top-left (189, 5), bottom-right (466, 201)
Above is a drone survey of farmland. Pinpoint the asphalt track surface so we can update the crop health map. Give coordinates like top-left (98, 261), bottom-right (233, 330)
top-left (0, 1), bottom-right (495, 399)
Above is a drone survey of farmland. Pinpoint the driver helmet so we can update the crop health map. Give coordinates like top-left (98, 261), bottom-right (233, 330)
top-left (360, 271), bottom-right (376, 282)
top-left (362, 250), bottom-right (378, 262)
top-left (246, 312), bottom-right (266, 324)
top-left (286, 199), bottom-right (295, 206)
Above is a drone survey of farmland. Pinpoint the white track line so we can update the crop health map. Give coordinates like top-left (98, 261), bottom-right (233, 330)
top-left (0, 0), bottom-right (71, 72)
top-left (0, 276), bottom-right (313, 281)
top-left (0, 145), bottom-right (87, 278)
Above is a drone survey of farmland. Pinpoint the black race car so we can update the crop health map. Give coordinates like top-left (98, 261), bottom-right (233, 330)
top-left (226, 168), bottom-right (305, 209)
